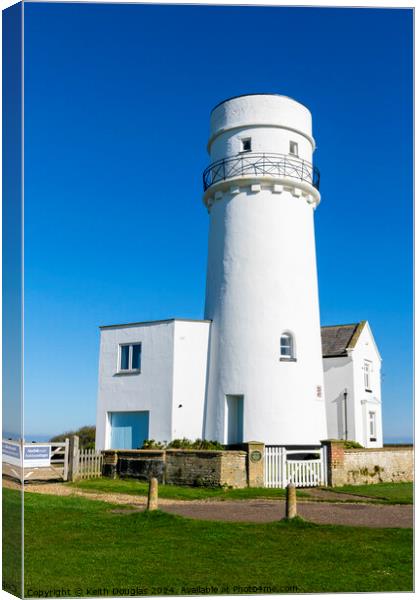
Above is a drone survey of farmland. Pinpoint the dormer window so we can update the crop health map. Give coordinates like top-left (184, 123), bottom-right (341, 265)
top-left (280, 332), bottom-right (295, 361)
top-left (289, 141), bottom-right (298, 156)
top-left (241, 138), bottom-right (252, 152)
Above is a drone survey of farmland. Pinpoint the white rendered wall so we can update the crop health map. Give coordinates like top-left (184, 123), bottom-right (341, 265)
top-left (171, 320), bottom-right (210, 440)
top-left (323, 323), bottom-right (383, 448)
top-left (323, 356), bottom-right (356, 441)
top-left (350, 323), bottom-right (383, 448)
top-left (95, 321), bottom-right (175, 450)
top-left (203, 95), bottom-right (327, 445)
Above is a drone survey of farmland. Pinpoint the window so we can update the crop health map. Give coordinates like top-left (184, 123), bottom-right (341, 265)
top-left (280, 332), bottom-right (295, 360)
top-left (364, 360), bottom-right (372, 391)
top-left (368, 411), bottom-right (376, 441)
top-left (119, 343), bottom-right (141, 372)
top-left (289, 141), bottom-right (299, 156)
top-left (241, 138), bottom-right (252, 152)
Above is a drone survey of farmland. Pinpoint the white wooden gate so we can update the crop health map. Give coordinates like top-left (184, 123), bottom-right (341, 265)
top-left (264, 446), bottom-right (326, 488)
top-left (77, 448), bottom-right (103, 480)
top-left (2, 440), bottom-right (70, 482)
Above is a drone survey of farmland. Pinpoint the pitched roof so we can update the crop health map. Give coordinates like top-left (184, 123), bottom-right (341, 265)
top-left (321, 322), bottom-right (366, 357)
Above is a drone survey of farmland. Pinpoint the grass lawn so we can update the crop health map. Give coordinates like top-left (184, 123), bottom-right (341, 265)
top-left (325, 482), bottom-right (413, 504)
top-left (2, 486), bottom-right (23, 597)
top-left (12, 488), bottom-right (413, 594)
top-left (68, 478), bottom-right (312, 501)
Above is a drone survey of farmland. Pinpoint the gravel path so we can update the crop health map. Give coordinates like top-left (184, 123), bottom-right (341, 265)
top-left (164, 499), bottom-right (413, 528)
top-left (3, 479), bottom-right (412, 528)
top-left (301, 488), bottom-right (380, 502)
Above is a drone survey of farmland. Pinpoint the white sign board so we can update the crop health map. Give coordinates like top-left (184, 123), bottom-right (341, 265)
top-left (23, 444), bottom-right (51, 467)
top-left (2, 441), bottom-right (22, 467)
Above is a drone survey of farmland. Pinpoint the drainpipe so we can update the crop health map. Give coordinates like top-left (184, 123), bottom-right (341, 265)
top-left (343, 388), bottom-right (348, 441)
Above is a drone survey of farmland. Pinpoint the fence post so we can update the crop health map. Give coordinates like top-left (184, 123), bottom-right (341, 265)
top-left (281, 447), bottom-right (287, 488)
top-left (63, 438), bottom-right (69, 481)
top-left (68, 435), bottom-right (80, 482)
top-left (147, 477), bottom-right (158, 511)
top-left (285, 483), bottom-right (297, 519)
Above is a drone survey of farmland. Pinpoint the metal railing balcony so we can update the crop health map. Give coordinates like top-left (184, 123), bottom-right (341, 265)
top-left (203, 153), bottom-right (320, 192)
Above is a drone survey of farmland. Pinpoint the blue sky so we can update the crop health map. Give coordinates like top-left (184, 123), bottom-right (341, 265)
top-left (23, 3), bottom-right (413, 442)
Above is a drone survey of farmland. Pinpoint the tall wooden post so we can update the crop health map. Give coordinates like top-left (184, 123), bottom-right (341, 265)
top-left (68, 435), bottom-right (79, 482)
top-left (63, 438), bottom-right (70, 481)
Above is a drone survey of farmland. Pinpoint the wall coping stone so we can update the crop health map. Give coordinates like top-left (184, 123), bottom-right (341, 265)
top-left (114, 449), bottom-right (165, 455)
top-left (166, 449), bottom-right (247, 457)
top-left (103, 448), bottom-right (247, 456)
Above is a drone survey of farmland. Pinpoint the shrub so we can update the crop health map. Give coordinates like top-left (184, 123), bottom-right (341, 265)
top-left (141, 440), bottom-right (166, 449)
top-left (141, 438), bottom-right (225, 450)
top-left (50, 425), bottom-right (96, 450)
top-left (191, 439), bottom-right (224, 450)
top-left (343, 440), bottom-right (363, 449)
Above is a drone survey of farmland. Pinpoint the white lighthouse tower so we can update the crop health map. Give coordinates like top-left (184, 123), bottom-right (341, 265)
top-left (203, 93), bottom-right (327, 446)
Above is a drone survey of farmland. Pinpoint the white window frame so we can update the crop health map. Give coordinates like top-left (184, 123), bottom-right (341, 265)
top-left (289, 141), bottom-right (299, 156)
top-left (241, 137), bottom-right (252, 152)
top-left (118, 342), bottom-right (142, 373)
top-left (364, 360), bottom-right (372, 391)
top-left (368, 411), bottom-right (376, 440)
top-left (280, 332), bottom-right (295, 360)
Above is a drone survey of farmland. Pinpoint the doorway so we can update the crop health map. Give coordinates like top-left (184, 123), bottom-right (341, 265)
top-left (225, 395), bottom-right (244, 444)
top-left (109, 411), bottom-right (149, 449)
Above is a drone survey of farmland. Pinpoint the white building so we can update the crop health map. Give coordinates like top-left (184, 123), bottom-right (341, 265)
top-left (96, 94), bottom-right (383, 451)
top-left (322, 321), bottom-right (383, 448)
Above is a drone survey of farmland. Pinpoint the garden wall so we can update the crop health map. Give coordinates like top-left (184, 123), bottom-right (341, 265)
top-left (343, 447), bottom-right (413, 485)
top-left (323, 440), bottom-right (413, 486)
top-left (102, 447), bottom-right (251, 488)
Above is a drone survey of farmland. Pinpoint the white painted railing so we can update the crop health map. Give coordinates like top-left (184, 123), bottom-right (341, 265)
top-left (264, 446), bottom-right (326, 488)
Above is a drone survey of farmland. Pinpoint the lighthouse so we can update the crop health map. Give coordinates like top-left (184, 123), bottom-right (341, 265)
top-left (203, 94), bottom-right (327, 446)
top-left (96, 92), bottom-right (383, 455)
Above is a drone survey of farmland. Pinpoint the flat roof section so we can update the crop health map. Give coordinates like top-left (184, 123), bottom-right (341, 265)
top-left (99, 318), bottom-right (212, 330)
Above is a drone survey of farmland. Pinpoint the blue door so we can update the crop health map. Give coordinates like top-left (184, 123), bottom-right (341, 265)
top-left (109, 411), bottom-right (149, 449)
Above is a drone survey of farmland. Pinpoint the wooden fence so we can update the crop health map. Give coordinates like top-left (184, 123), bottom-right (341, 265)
top-left (76, 448), bottom-right (103, 480)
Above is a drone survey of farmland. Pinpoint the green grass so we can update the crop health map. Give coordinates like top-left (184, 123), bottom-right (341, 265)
top-left (10, 488), bottom-right (412, 594)
top-left (70, 478), bottom-right (413, 505)
top-left (2, 486), bottom-right (23, 597)
top-left (326, 483), bottom-right (413, 505)
top-left (68, 477), bottom-right (312, 500)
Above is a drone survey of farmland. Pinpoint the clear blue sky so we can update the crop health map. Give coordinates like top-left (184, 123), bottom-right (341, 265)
top-left (23, 3), bottom-right (413, 442)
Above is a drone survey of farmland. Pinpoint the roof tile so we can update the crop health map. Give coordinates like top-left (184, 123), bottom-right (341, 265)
top-left (321, 323), bottom-right (360, 357)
